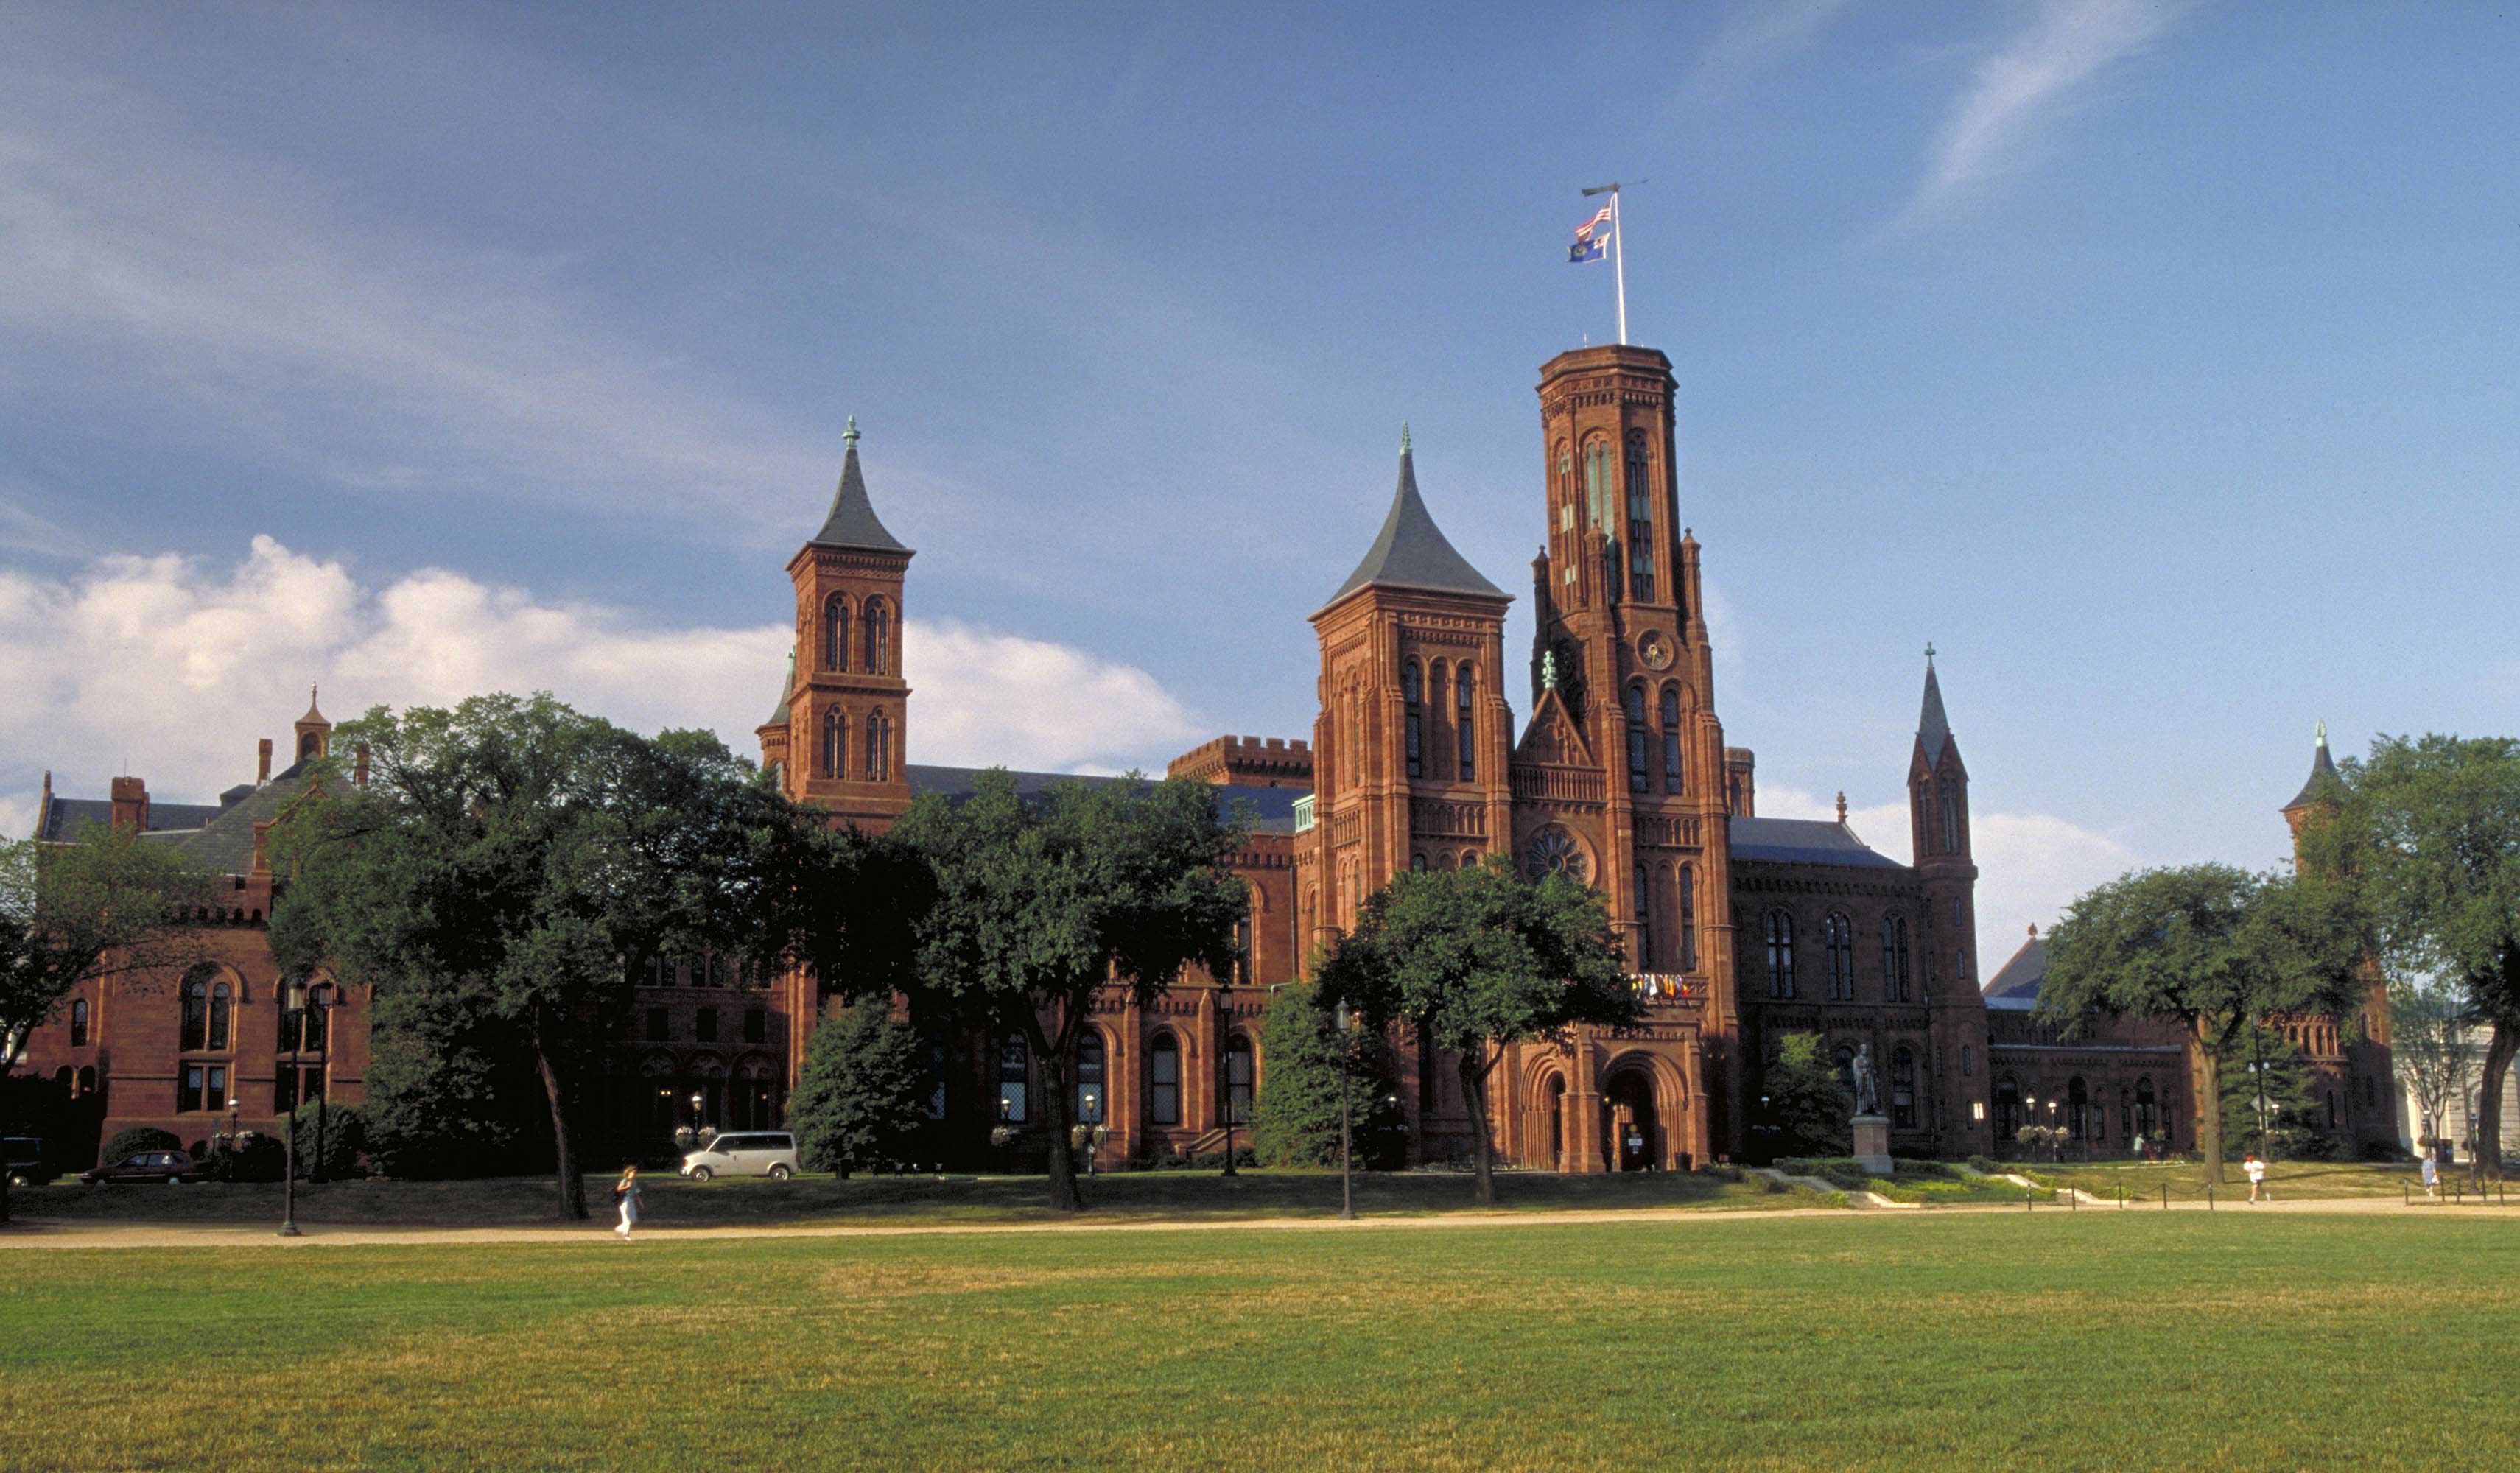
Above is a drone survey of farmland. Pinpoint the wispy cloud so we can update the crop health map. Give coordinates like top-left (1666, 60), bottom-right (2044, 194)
top-left (0, 538), bottom-right (1204, 826)
top-left (1911, 0), bottom-right (2186, 217)
top-left (1699, 0), bottom-right (1858, 75)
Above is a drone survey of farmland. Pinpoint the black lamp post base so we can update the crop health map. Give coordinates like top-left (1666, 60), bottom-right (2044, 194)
top-left (278, 1221), bottom-right (301, 1237)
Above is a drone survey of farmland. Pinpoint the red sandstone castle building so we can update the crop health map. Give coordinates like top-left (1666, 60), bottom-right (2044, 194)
top-left (24, 342), bottom-right (2396, 1167)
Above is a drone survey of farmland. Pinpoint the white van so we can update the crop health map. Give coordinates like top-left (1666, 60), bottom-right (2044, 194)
top-left (680, 1132), bottom-right (800, 1181)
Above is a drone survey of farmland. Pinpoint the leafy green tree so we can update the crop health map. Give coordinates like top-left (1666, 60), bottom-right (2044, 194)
top-left (2387, 979), bottom-right (2474, 1153)
top-left (1313, 855), bottom-right (1638, 1203)
top-left (2218, 1024), bottom-right (2320, 1161)
top-left (2039, 864), bottom-right (2364, 1184)
top-left (2303, 735), bottom-right (2520, 1179)
top-left (359, 982), bottom-right (553, 1179)
top-left (891, 770), bottom-right (1246, 1212)
top-left (0, 822), bottom-right (210, 1222)
top-left (1250, 979), bottom-right (1392, 1168)
top-left (790, 999), bottom-right (928, 1176)
top-left (1763, 1032), bottom-right (1853, 1158)
top-left (271, 695), bottom-right (835, 1219)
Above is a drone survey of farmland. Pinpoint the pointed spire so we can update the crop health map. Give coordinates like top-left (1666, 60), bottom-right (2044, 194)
top-left (765, 650), bottom-right (796, 729)
top-left (1322, 432), bottom-right (1505, 608)
top-left (2284, 720), bottom-right (2345, 811)
top-left (1916, 650), bottom-right (1951, 768)
top-left (299, 683), bottom-right (329, 727)
top-left (807, 418), bottom-right (909, 553)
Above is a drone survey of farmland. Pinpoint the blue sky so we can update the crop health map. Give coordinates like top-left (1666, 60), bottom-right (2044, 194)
top-left (4, 1), bottom-right (2515, 956)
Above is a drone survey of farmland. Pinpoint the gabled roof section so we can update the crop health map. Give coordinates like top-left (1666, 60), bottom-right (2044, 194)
top-left (1728, 816), bottom-right (1903, 870)
top-left (38, 798), bottom-right (222, 841)
top-left (1983, 930), bottom-right (2049, 1002)
top-left (764, 650), bottom-right (796, 729)
top-left (2284, 720), bottom-right (2345, 811)
top-left (1322, 432), bottom-right (1504, 609)
top-left (1917, 650), bottom-right (1952, 770)
top-left (807, 420), bottom-right (910, 554)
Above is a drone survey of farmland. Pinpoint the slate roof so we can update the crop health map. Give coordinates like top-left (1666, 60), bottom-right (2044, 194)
top-left (1322, 439), bottom-right (1505, 609)
top-left (1727, 816), bottom-right (1903, 870)
top-left (2284, 725), bottom-right (2345, 809)
top-left (765, 651), bottom-right (796, 729)
top-left (905, 764), bottom-right (1306, 835)
top-left (37, 764), bottom-right (326, 876)
top-left (807, 434), bottom-right (910, 554)
top-left (37, 798), bottom-right (222, 841)
top-left (1917, 658), bottom-right (1952, 769)
top-left (1983, 933), bottom-right (2049, 1002)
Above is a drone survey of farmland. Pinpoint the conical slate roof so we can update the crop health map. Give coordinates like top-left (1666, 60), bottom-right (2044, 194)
top-left (1323, 432), bottom-right (1504, 608)
top-left (765, 650), bottom-right (796, 729)
top-left (2284, 721), bottom-right (2345, 809)
top-left (1917, 653), bottom-right (1951, 768)
top-left (807, 421), bottom-right (909, 553)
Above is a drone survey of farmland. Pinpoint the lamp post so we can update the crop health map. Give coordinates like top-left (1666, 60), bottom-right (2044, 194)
top-left (1334, 1001), bottom-right (1356, 1220)
top-left (278, 980), bottom-right (333, 1238)
top-left (689, 1091), bottom-right (705, 1136)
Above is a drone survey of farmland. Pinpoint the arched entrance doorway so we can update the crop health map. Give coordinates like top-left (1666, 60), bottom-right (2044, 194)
top-left (1541, 1073), bottom-right (1568, 1170)
top-left (1601, 1067), bottom-right (1660, 1171)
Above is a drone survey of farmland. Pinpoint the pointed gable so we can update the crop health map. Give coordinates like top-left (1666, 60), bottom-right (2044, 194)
top-left (1512, 686), bottom-right (1595, 770)
top-left (807, 420), bottom-right (910, 554)
top-left (1322, 433), bottom-right (1503, 609)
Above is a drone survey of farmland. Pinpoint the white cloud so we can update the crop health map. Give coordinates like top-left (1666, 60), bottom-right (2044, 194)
top-left (1761, 784), bottom-right (2138, 982)
top-left (1912, 0), bottom-right (2186, 216)
top-left (1700, 0), bottom-right (1857, 74)
top-left (0, 538), bottom-right (1204, 826)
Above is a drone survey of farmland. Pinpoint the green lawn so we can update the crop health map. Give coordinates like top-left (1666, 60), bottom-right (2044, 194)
top-left (2014, 1157), bottom-right (2437, 1203)
top-left (2, 1212), bottom-right (2512, 1471)
top-left (4, 1166), bottom-right (1829, 1228)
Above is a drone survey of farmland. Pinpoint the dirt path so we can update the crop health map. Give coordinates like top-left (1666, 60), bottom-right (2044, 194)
top-left (0, 1192), bottom-right (2488, 1251)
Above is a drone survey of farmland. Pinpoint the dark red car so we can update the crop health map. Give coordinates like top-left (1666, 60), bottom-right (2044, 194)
top-left (79, 1150), bottom-right (209, 1185)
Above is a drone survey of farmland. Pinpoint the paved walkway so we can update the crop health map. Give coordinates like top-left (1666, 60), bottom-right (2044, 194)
top-left (0, 1192), bottom-right (2490, 1251)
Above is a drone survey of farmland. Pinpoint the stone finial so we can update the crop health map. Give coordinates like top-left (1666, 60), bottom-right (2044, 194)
top-left (1835, 790), bottom-right (1847, 822)
top-left (843, 415), bottom-right (860, 446)
top-left (2029, 923), bottom-right (2038, 938)
top-left (1400, 422), bottom-right (1411, 454)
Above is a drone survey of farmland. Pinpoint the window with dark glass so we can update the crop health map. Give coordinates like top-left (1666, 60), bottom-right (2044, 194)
top-left (1634, 866), bottom-right (1653, 970)
top-left (1148, 1033), bottom-right (1180, 1125)
top-left (744, 1008), bottom-right (766, 1045)
top-left (1941, 790), bottom-right (1959, 854)
top-left (1411, 854), bottom-right (1428, 873)
top-left (1824, 913), bottom-right (1854, 1000)
top-left (1995, 1075), bottom-right (2021, 1139)
top-left (867, 711), bottom-right (891, 784)
top-left (1625, 438), bottom-right (1654, 602)
top-left (179, 1063), bottom-right (227, 1114)
top-left (1660, 688), bottom-right (1682, 792)
top-left (69, 998), bottom-right (88, 1047)
top-left (647, 1006), bottom-right (669, 1042)
top-left (1764, 910), bottom-right (1795, 999)
top-left (275, 1064), bottom-right (323, 1115)
top-left (1403, 661), bottom-right (1423, 779)
top-left (1891, 1047), bottom-right (1917, 1128)
top-left (1075, 1032), bottom-right (1106, 1124)
top-left (1678, 865), bottom-right (1698, 971)
top-left (696, 1008), bottom-right (718, 1044)
top-left (180, 971), bottom-right (210, 1051)
top-left (1624, 686), bottom-right (1649, 792)
top-left (823, 594), bottom-right (849, 672)
top-left (997, 1033), bottom-right (1028, 1122)
top-left (1961, 1044), bottom-right (1974, 1077)
top-left (823, 710), bottom-right (846, 780)
top-left (1881, 915), bottom-right (1912, 1002)
top-left (1456, 669), bottom-right (1475, 780)
top-left (864, 597), bottom-right (891, 675)
top-left (1224, 1035), bottom-right (1254, 1125)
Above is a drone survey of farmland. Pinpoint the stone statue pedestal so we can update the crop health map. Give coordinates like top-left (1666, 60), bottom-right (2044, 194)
top-left (1850, 1114), bottom-right (1892, 1177)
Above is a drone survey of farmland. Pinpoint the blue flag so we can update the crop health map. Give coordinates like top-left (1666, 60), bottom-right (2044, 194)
top-left (1568, 236), bottom-right (1604, 264)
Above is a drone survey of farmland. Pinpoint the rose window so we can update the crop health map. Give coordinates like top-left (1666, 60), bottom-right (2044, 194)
top-left (1524, 828), bottom-right (1588, 885)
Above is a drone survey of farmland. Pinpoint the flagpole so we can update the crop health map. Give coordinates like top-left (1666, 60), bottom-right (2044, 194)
top-left (1611, 187), bottom-right (1627, 345)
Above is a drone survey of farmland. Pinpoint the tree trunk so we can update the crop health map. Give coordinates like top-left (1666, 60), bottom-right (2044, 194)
top-left (2472, 1021), bottom-right (2515, 1187)
top-left (1458, 1046), bottom-right (1497, 1205)
top-left (1025, 1010), bottom-right (1081, 1213)
top-left (532, 1028), bottom-right (586, 1220)
top-left (2191, 1025), bottom-right (2226, 1185)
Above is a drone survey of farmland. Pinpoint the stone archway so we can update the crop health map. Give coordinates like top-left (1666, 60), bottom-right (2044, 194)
top-left (1540, 1072), bottom-right (1569, 1170)
top-left (1601, 1066), bottom-right (1660, 1172)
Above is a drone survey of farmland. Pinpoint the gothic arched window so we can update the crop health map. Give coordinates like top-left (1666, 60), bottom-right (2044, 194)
top-left (69, 998), bottom-right (88, 1048)
top-left (1403, 660), bottom-right (1423, 779)
top-left (1678, 864), bottom-right (1698, 971)
top-left (1584, 440), bottom-right (1611, 531)
top-left (866, 710), bottom-right (891, 784)
top-left (1824, 913), bottom-right (1854, 1000)
top-left (1660, 687), bottom-right (1682, 792)
top-left (1148, 1032), bottom-right (1181, 1125)
top-left (1624, 685), bottom-right (1649, 793)
top-left (1456, 667), bottom-right (1475, 781)
top-left (1411, 853), bottom-right (1428, 873)
top-left (1941, 790), bottom-right (1959, 854)
top-left (1881, 914), bottom-right (1912, 1002)
top-left (179, 970), bottom-right (212, 1051)
top-left (864, 597), bottom-right (891, 675)
top-left (996, 1033), bottom-right (1029, 1123)
top-left (208, 982), bottom-right (233, 1051)
top-left (1891, 1047), bottom-right (1917, 1128)
top-left (1634, 865), bottom-right (1654, 971)
top-left (1625, 435), bottom-right (1654, 602)
top-left (1764, 910), bottom-right (1796, 999)
top-left (1224, 1034), bottom-right (1255, 1126)
top-left (822, 594), bottom-right (849, 672)
top-left (822, 711), bottom-right (846, 781)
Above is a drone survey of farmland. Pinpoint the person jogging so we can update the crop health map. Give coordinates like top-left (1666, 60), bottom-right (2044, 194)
top-left (613, 1164), bottom-right (645, 1240)
top-left (2422, 1154), bottom-right (2440, 1200)
top-left (2245, 1153), bottom-right (2269, 1203)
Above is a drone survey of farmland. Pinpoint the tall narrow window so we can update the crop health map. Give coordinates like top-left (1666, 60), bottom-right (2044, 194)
top-left (69, 999), bottom-right (88, 1047)
top-left (1427, 664), bottom-right (1448, 780)
top-left (1403, 661), bottom-right (1423, 779)
top-left (1881, 915), bottom-right (1912, 1002)
top-left (1224, 1035), bottom-right (1254, 1125)
top-left (1941, 790), bottom-right (1959, 854)
top-left (1891, 1047), bottom-right (1917, 1129)
top-left (1075, 1032), bottom-right (1106, 1125)
top-left (1584, 441), bottom-right (1610, 530)
top-left (180, 972), bottom-right (210, 1051)
top-left (1678, 865), bottom-right (1698, 971)
top-left (866, 710), bottom-right (891, 783)
top-left (1148, 1033), bottom-right (1181, 1125)
top-left (1824, 914), bottom-right (1854, 1000)
top-left (1456, 669), bottom-right (1475, 781)
top-left (208, 982), bottom-right (232, 1050)
top-left (1765, 910), bottom-right (1796, 999)
top-left (864, 597), bottom-right (891, 675)
top-left (1634, 865), bottom-right (1653, 971)
top-left (1624, 686), bottom-right (1649, 793)
top-left (822, 594), bottom-right (849, 672)
top-left (1660, 688), bottom-right (1682, 792)
top-left (822, 711), bottom-right (846, 780)
top-left (1625, 437), bottom-right (1655, 602)
top-left (997, 1033), bottom-right (1028, 1122)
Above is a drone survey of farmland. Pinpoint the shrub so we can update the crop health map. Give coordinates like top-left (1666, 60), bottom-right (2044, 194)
top-left (100, 1126), bottom-right (180, 1165)
top-left (1189, 1146), bottom-right (1260, 1171)
top-left (285, 1103), bottom-right (366, 1179)
top-left (1250, 981), bottom-right (1396, 1168)
top-left (1965, 1154), bottom-right (2005, 1175)
top-left (790, 1001), bottom-right (928, 1178)
top-left (2361, 1139), bottom-right (2412, 1162)
top-left (218, 1131), bottom-right (287, 1183)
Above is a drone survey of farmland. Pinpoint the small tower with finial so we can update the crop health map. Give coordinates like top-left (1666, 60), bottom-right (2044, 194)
top-left (294, 683), bottom-right (332, 764)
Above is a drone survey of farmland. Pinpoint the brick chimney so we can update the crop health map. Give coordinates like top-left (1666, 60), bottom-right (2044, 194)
top-left (109, 776), bottom-right (149, 833)
top-left (258, 739), bottom-right (274, 784)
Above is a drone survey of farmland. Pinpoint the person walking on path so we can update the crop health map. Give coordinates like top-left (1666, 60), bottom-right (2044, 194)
top-left (2245, 1154), bottom-right (2269, 1203)
top-left (2422, 1155), bottom-right (2440, 1200)
top-left (613, 1164), bottom-right (644, 1240)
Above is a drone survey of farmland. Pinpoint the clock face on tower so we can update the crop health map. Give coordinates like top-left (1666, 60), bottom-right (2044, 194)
top-left (1638, 630), bottom-right (1674, 671)
top-left (1524, 826), bottom-right (1589, 885)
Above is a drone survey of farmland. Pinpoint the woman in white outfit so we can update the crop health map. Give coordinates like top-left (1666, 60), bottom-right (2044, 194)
top-left (613, 1164), bottom-right (643, 1239)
